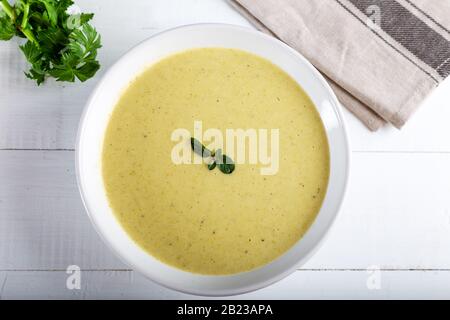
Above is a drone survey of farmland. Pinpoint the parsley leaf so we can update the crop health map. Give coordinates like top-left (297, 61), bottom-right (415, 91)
top-left (20, 40), bottom-right (47, 84)
top-left (0, 0), bottom-right (101, 84)
top-left (0, 10), bottom-right (15, 40)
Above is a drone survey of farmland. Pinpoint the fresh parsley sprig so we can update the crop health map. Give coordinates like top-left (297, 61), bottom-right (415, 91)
top-left (191, 138), bottom-right (236, 175)
top-left (0, 0), bottom-right (101, 84)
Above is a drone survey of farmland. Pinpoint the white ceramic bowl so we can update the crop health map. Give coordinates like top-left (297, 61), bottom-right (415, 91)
top-left (76, 23), bottom-right (350, 296)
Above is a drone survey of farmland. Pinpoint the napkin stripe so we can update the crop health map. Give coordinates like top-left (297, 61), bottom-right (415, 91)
top-left (346, 0), bottom-right (450, 79)
top-left (404, 0), bottom-right (450, 34)
top-left (335, 0), bottom-right (439, 83)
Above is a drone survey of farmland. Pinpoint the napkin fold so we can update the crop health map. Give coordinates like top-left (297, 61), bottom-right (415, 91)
top-left (229, 0), bottom-right (450, 131)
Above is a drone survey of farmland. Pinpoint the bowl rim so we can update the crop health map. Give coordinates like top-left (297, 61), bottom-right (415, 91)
top-left (75, 23), bottom-right (351, 297)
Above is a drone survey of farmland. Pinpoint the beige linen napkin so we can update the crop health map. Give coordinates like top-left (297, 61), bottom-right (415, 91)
top-left (229, 0), bottom-right (450, 131)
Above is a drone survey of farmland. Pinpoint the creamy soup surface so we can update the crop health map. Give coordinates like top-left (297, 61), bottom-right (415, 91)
top-left (102, 48), bottom-right (330, 275)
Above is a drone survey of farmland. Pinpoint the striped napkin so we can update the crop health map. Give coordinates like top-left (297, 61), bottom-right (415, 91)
top-left (229, 0), bottom-right (450, 131)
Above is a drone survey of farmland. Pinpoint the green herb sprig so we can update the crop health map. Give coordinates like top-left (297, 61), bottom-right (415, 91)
top-left (191, 137), bottom-right (235, 175)
top-left (0, 0), bottom-right (101, 84)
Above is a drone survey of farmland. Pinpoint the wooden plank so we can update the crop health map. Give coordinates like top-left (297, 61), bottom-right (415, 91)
top-left (0, 150), bottom-right (125, 270)
top-left (1, 0), bottom-right (450, 151)
top-left (1, 150), bottom-right (450, 270)
top-left (1, 270), bottom-right (450, 299)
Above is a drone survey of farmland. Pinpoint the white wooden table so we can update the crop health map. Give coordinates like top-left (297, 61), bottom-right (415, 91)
top-left (1, 0), bottom-right (450, 300)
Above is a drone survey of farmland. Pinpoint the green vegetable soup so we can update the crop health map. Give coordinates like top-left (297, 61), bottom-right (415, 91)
top-left (102, 48), bottom-right (330, 275)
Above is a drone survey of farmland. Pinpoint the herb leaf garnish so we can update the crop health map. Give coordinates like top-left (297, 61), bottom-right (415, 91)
top-left (214, 148), bottom-right (235, 174)
top-left (190, 137), bottom-right (211, 158)
top-left (0, 0), bottom-right (101, 85)
top-left (207, 161), bottom-right (217, 171)
top-left (190, 138), bottom-right (235, 175)
top-left (219, 155), bottom-right (235, 174)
